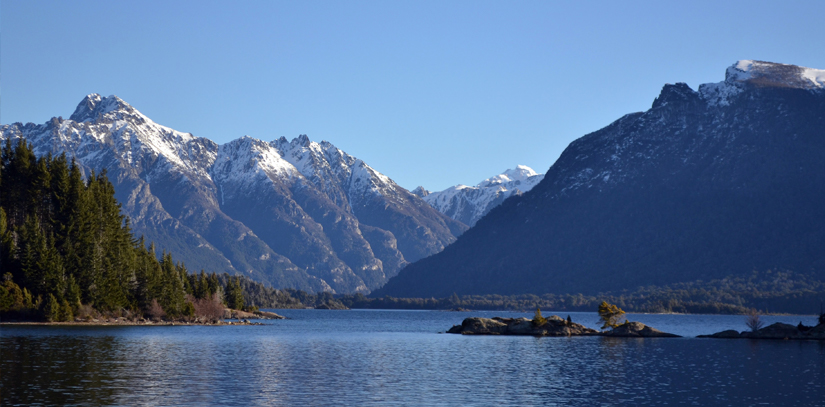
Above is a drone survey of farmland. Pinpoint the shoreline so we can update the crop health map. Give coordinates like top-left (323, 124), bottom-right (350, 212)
top-left (0, 309), bottom-right (286, 326)
top-left (0, 320), bottom-right (262, 326)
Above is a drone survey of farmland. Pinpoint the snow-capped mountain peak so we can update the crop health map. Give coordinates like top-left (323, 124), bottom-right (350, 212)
top-left (726, 60), bottom-right (825, 89)
top-left (423, 165), bottom-right (545, 226)
top-left (69, 93), bottom-right (143, 123)
top-left (478, 165), bottom-right (540, 188)
top-left (700, 60), bottom-right (825, 106)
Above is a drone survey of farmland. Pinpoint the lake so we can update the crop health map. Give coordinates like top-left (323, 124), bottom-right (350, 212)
top-left (2, 310), bottom-right (824, 406)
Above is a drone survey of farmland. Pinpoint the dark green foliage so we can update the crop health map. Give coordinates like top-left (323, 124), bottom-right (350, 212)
top-left (224, 276), bottom-right (245, 310)
top-left (0, 274), bottom-right (24, 312)
top-left (0, 139), bottom-right (191, 321)
top-left (60, 299), bottom-right (74, 322)
top-left (0, 139), bottom-right (298, 322)
top-left (41, 293), bottom-right (60, 322)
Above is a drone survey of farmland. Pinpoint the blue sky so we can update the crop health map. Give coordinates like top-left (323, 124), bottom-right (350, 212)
top-left (3, 0), bottom-right (824, 191)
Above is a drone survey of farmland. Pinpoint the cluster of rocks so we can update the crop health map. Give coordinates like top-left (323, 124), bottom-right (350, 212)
top-left (698, 322), bottom-right (825, 340)
top-left (224, 309), bottom-right (287, 320)
top-left (447, 315), bottom-right (597, 336)
top-left (446, 316), bottom-right (680, 337)
top-left (600, 321), bottom-right (680, 338)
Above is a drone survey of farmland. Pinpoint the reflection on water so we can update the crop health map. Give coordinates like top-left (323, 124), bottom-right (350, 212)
top-left (2, 311), bottom-right (824, 406)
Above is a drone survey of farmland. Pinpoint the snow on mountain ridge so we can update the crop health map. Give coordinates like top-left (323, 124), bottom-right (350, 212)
top-left (1, 93), bottom-right (467, 294)
top-left (479, 164), bottom-right (540, 188)
top-left (212, 136), bottom-right (297, 198)
top-left (700, 60), bottom-right (825, 106)
top-left (272, 134), bottom-right (400, 211)
top-left (728, 60), bottom-right (825, 89)
top-left (423, 166), bottom-right (545, 226)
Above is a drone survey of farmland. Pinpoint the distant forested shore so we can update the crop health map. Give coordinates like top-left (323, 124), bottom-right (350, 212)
top-left (239, 269), bottom-right (825, 316)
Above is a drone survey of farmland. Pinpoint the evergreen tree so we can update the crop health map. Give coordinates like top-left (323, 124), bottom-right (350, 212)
top-left (160, 252), bottom-right (186, 317)
top-left (41, 293), bottom-right (61, 322)
top-left (225, 276), bottom-right (245, 310)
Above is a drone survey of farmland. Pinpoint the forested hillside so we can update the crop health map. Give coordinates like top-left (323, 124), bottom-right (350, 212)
top-left (0, 139), bottom-right (248, 321)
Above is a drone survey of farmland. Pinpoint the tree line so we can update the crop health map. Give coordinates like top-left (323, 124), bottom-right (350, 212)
top-left (334, 270), bottom-right (825, 315)
top-left (0, 139), bottom-right (251, 322)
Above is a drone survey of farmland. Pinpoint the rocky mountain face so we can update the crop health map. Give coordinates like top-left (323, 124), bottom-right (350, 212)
top-left (1, 95), bottom-right (467, 293)
top-left (415, 165), bottom-right (544, 226)
top-left (375, 60), bottom-right (825, 298)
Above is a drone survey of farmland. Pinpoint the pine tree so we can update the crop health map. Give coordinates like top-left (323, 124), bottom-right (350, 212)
top-left (41, 293), bottom-right (61, 322)
top-left (160, 252), bottom-right (185, 317)
top-left (225, 276), bottom-right (245, 310)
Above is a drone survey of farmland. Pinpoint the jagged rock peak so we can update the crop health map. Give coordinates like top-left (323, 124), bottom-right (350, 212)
top-left (652, 82), bottom-right (700, 109)
top-left (70, 93), bottom-right (136, 122)
top-left (294, 134), bottom-right (311, 147)
top-left (725, 60), bottom-right (825, 89)
top-left (412, 186), bottom-right (429, 198)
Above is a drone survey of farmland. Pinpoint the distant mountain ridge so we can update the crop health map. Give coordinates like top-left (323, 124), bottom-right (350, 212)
top-left (374, 60), bottom-right (825, 298)
top-left (414, 165), bottom-right (544, 226)
top-left (1, 94), bottom-right (468, 293)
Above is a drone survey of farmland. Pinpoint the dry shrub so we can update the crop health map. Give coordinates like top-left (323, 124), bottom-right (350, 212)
top-left (146, 299), bottom-right (166, 322)
top-left (189, 293), bottom-right (225, 323)
top-left (745, 310), bottom-right (764, 332)
top-left (77, 304), bottom-right (97, 321)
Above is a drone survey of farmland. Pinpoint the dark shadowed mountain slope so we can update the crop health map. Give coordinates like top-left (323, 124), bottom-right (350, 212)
top-left (374, 60), bottom-right (825, 298)
top-left (1, 95), bottom-right (467, 293)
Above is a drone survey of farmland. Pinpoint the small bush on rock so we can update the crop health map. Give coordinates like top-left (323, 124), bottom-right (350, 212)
top-left (533, 307), bottom-right (547, 326)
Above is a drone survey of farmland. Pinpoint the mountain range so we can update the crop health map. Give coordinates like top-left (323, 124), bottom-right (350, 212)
top-left (374, 60), bottom-right (825, 298)
top-left (413, 165), bottom-right (544, 226)
top-left (1, 95), bottom-right (467, 293)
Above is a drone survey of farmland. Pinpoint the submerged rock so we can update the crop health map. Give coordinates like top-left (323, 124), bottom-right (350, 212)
top-left (699, 322), bottom-right (825, 340)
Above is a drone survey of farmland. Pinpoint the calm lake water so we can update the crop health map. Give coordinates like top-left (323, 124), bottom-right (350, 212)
top-left (2, 310), bottom-right (824, 406)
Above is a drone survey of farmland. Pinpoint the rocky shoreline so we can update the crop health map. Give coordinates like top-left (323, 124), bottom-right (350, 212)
top-left (698, 322), bottom-right (825, 340)
top-left (0, 309), bottom-right (287, 326)
top-left (447, 316), bottom-right (680, 337)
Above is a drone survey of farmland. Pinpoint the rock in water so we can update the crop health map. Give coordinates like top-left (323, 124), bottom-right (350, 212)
top-left (447, 316), bottom-right (600, 336)
top-left (699, 322), bottom-right (825, 340)
top-left (602, 321), bottom-right (681, 338)
top-left (448, 316), bottom-right (680, 337)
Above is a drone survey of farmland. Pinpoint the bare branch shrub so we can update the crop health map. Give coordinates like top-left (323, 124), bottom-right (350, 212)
top-left (77, 304), bottom-right (97, 321)
top-left (745, 310), bottom-right (764, 332)
top-left (189, 293), bottom-right (225, 323)
top-left (146, 299), bottom-right (166, 322)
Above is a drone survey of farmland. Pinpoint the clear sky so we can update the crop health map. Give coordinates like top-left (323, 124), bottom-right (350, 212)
top-left (3, 0), bottom-right (824, 191)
